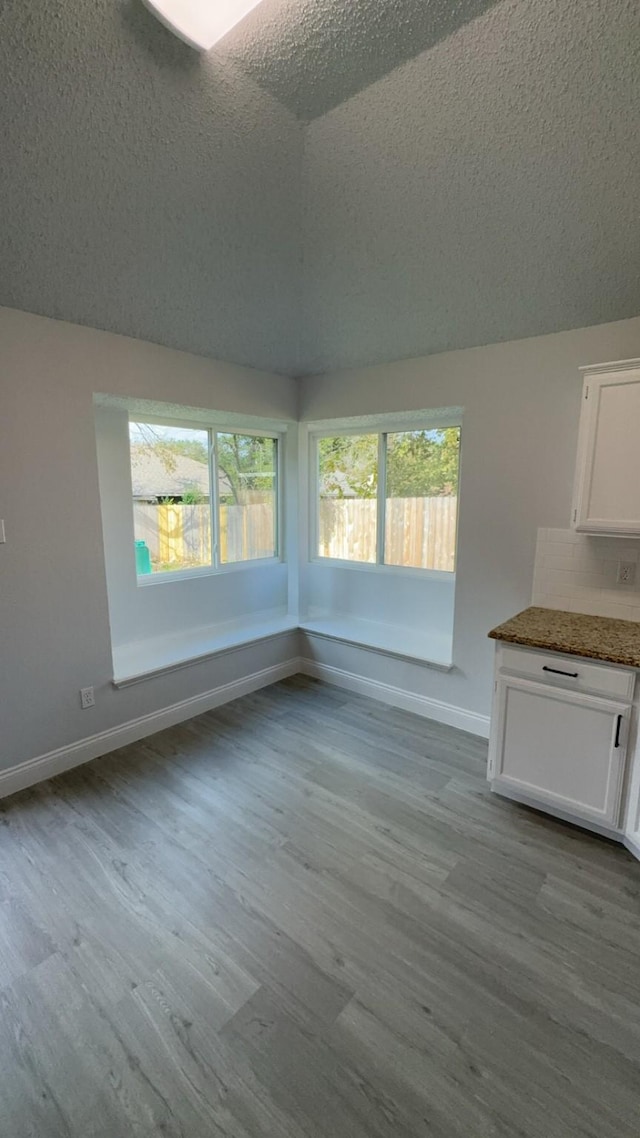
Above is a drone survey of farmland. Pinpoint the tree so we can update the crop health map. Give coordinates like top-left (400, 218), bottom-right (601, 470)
top-left (318, 428), bottom-right (459, 500)
top-left (217, 433), bottom-right (276, 506)
top-left (318, 434), bottom-right (378, 499)
top-left (129, 426), bottom-right (276, 507)
top-left (386, 428), bottom-right (460, 498)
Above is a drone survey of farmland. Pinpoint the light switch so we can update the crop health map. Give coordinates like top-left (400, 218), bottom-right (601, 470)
top-left (0, 520), bottom-right (5, 543)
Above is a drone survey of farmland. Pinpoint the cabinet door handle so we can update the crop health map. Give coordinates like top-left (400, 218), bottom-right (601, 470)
top-left (542, 665), bottom-right (579, 678)
top-left (614, 714), bottom-right (623, 749)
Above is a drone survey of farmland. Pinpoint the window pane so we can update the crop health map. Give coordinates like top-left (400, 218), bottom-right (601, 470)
top-left (217, 434), bottom-right (277, 563)
top-left (384, 427), bottom-right (460, 571)
top-left (317, 434), bottom-right (378, 563)
top-left (129, 422), bottom-right (212, 574)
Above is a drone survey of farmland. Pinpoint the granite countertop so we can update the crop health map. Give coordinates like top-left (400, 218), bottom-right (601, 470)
top-left (489, 606), bottom-right (640, 669)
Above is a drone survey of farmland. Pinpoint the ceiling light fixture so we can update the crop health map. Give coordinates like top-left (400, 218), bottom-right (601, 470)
top-left (142, 0), bottom-right (265, 52)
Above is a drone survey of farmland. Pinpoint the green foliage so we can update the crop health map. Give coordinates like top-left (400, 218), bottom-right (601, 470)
top-left (130, 425), bottom-right (276, 507)
top-left (318, 434), bottom-right (378, 499)
top-left (386, 428), bottom-right (460, 498)
top-left (318, 428), bottom-right (460, 500)
top-left (180, 485), bottom-right (206, 504)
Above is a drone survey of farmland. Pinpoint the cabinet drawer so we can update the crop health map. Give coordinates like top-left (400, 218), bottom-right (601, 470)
top-left (499, 645), bottom-right (635, 701)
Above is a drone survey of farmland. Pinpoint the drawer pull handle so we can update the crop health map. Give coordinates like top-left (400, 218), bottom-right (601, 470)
top-left (615, 714), bottom-right (623, 749)
top-left (542, 665), bottom-right (579, 678)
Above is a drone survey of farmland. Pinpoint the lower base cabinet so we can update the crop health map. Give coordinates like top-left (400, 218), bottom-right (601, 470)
top-left (623, 749), bottom-right (640, 859)
top-left (489, 674), bottom-right (629, 828)
top-left (488, 643), bottom-right (636, 835)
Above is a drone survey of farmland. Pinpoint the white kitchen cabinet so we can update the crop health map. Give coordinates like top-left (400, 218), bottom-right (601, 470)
top-left (488, 643), bottom-right (635, 835)
top-left (489, 675), bottom-right (629, 829)
top-left (623, 735), bottom-right (640, 860)
top-left (573, 358), bottom-right (640, 535)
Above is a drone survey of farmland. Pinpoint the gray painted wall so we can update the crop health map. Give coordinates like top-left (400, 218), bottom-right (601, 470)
top-left (3, 303), bottom-right (640, 770)
top-left (299, 313), bottom-right (640, 721)
top-left (0, 307), bottom-right (298, 770)
top-left (0, 0), bottom-right (303, 375)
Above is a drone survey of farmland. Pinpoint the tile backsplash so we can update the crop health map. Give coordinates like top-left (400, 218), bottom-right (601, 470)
top-left (532, 528), bottom-right (640, 621)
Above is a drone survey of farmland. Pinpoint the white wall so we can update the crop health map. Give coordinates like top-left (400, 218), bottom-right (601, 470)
top-left (302, 562), bottom-right (455, 640)
top-left (299, 314), bottom-right (640, 724)
top-left (0, 306), bottom-right (298, 770)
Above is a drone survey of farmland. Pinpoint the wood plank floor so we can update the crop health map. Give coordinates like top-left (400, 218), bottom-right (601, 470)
top-left (1, 675), bottom-right (639, 1137)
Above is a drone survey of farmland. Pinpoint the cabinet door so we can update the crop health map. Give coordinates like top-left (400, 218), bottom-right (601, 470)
top-left (489, 675), bottom-right (628, 826)
top-left (574, 365), bottom-right (640, 534)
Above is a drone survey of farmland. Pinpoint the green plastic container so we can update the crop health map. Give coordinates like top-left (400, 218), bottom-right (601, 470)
top-left (135, 540), bottom-right (152, 575)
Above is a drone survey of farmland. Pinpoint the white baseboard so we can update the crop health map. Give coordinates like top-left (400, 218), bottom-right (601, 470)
top-left (0, 658), bottom-right (302, 801)
top-left (1, 655), bottom-right (489, 803)
top-left (623, 833), bottom-right (640, 862)
top-left (299, 658), bottom-right (490, 738)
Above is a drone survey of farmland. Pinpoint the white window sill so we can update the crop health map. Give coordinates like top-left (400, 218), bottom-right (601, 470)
top-left (308, 557), bottom-right (455, 580)
top-left (136, 556), bottom-right (283, 587)
top-left (112, 612), bottom-right (453, 688)
top-left (299, 615), bottom-right (453, 670)
top-left (112, 613), bottom-right (298, 688)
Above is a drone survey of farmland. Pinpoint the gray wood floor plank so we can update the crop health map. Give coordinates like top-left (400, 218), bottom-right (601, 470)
top-left (1, 675), bottom-right (639, 1136)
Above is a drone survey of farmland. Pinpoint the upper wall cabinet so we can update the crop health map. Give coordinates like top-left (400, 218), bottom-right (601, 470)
top-left (573, 359), bottom-right (640, 535)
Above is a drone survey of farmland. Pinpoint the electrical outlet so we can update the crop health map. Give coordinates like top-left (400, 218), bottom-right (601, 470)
top-left (616, 561), bottom-right (636, 587)
top-left (80, 686), bottom-right (95, 709)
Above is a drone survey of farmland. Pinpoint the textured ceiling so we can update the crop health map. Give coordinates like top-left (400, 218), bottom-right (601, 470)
top-left (227, 0), bottom-right (501, 121)
top-left (0, 0), bottom-right (303, 376)
top-left (300, 0), bottom-right (640, 373)
top-left (0, 0), bottom-right (639, 378)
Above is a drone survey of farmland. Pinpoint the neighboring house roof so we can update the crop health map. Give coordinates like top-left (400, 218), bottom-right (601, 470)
top-left (130, 448), bottom-right (229, 499)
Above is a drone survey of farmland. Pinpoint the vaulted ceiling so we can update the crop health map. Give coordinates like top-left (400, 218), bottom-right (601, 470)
top-left (228, 0), bottom-right (501, 121)
top-left (1, 0), bottom-right (639, 377)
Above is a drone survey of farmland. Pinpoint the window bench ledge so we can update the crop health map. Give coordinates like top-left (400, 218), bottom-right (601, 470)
top-left (112, 613), bottom-right (453, 688)
top-left (299, 616), bottom-right (453, 671)
top-left (112, 614), bottom-right (299, 688)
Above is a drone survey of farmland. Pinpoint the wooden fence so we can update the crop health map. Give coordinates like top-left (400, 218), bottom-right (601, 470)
top-left (319, 496), bottom-right (457, 571)
top-left (134, 496), bottom-right (457, 571)
top-left (133, 502), bottom-right (275, 568)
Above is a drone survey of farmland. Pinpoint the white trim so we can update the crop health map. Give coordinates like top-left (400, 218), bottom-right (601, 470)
top-left (579, 357), bottom-right (640, 375)
top-left (302, 407), bottom-right (464, 433)
top-left (299, 658), bottom-right (489, 737)
top-left (129, 413), bottom-right (280, 441)
top-left (307, 416), bottom-right (462, 570)
top-left (300, 619), bottom-right (453, 670)
top-left (211, 427), bottom-right (221, 568)
top-left (623, 833), bottom-right (640, 861)
top-left (308, 556), bottom-right (454, 580)
top-left (0, 659), bottom-right (302, 801)
top-left (95, 393), bottom-right (292, 436)
top-left (376, 432), bottom-right (387, 566)
top-left (112, 615), bottom-right (298, 687)
top-left (136, 555), bottom-right (284, 587)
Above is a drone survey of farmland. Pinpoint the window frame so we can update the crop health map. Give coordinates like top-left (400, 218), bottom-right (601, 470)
top-left (129, 413), bottom-right (284, 585)
top-left (309, 416), bottom-right (461, 578)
